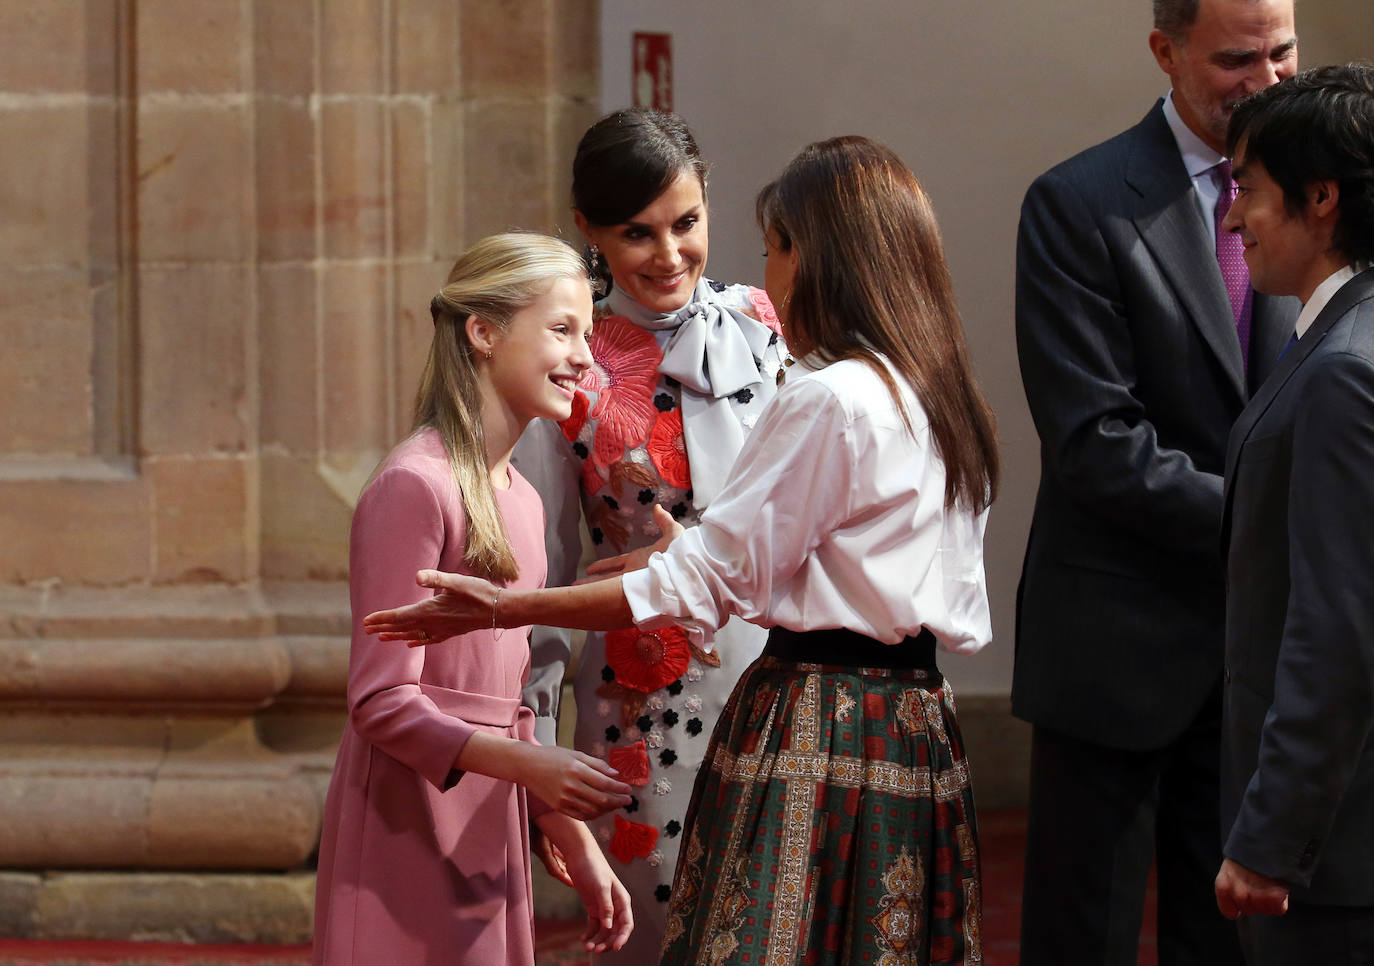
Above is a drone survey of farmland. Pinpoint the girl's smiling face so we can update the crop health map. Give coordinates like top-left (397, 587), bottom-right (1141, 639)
top-left (480, 275), bottom-right (594, 426)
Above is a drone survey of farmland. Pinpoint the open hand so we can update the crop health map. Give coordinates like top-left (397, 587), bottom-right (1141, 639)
top-left (584, 505), bottom-right (685, 580)
top-left (1215, 858), bottom-right (1290, 918)
top-left (566, 845), bottom-right (634, 953)
top-left (363, 570), bottom-right (497, 644)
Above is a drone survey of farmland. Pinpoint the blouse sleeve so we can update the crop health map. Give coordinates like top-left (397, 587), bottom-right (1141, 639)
top-left (623, 376), bottom-right (855, 637)
top-left (510, 418), bottom-right (584, 746)
top-left (346, 465), bottom-right (477, 791)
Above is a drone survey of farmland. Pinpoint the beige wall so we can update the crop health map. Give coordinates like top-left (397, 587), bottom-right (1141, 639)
top-left (599, 0), bottom-right (1374, 696)
top-left (0, 0), bottom-right (596, 941)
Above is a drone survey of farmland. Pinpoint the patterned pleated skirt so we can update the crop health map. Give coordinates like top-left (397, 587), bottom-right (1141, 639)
top-left (658, 628), bottom-right (983, 966)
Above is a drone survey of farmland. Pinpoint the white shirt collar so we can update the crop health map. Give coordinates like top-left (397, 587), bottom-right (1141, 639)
top-left (1295, 263), bottom-right (1371, 338)
top-left (1162, 91), bottom-right (1227, 179)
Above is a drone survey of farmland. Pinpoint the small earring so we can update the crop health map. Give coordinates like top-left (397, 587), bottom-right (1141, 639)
top-left (588, 244), bottom-right (608, 297)
top-left (486, 350), bottom-right (493, 361)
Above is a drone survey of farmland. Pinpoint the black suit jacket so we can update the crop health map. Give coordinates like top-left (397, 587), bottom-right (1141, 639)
top-left (1220, 269), bottom-right (1374, 903)
top-left (1013, 101), bottom-right (1300, 750)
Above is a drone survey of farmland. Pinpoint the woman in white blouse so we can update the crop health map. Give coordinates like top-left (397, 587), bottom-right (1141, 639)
top-left (367, 136), bottom-right (1000, 966)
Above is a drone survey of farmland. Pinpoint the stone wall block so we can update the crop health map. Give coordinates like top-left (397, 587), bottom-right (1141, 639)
top-left (321, 99), bottom-right (388, 258)
top-left (0, 269), bottom-right (96, 455)
top-left (551, 97), bottom-right (601, 240)
top-left (393, 259), bottom-right (449, 435)
top-left (257, 263), bottom-right (320, 454)
top-left (392, 0), bottom-right (461, 95)
top-left (146, 774), bottom-right (319, 869)
top-left (255, 97), bottom-right (318, 262)
top-left (151, 457), bottom-right (252, 584)
top-left (259, 456), bottom-right (352, 582)
top-left (0, 775), bottom-right (152, 867)
top-left (431, 99), bottom-right (466, 255)
top-left (32, 872), bottom-right (315, 943)
top-left (261, 581), bottom-right (351, 636)
top-left (551, 0), bottom-right (599, 100)
top-left (272, 635), bottom-right (349, 704)
top-left (0, 873), bottom-right (39, 937)
top-left (463, 98), bottom-right (552, 237)
top-left (0, 638), bottom-right (290, 710)
top-left (0, 479), bottom-right (151, 585)
top-left (320, 262), bottom-right (391, 454)
top-left (4, 585), bottom-right (275, 641)
top-left (0, 105), bottom-right (89, 267)
top-left (320, 0), bottom-right (386, 94)
top-left (0, 1), bottom-right (88, 93)
top-left (139, 264), bottom-right (251, 456)
top-left (136, 102), bottom-right (252, 263)
top-left (253, 0), bottom-right (316, 96)
top-left (460, 0), bottom-right (553, 97)
top-left (391, 101), bottom-right (431, 257)
top-left (136, 0), bottom-right (246, 94)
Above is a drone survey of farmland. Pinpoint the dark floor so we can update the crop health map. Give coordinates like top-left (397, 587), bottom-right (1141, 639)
top-left (0, 809), bottom-right (1159, 965)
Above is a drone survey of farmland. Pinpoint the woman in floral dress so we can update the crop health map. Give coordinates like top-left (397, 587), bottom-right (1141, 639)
top-left (511, 108), bottom-right (786, 962)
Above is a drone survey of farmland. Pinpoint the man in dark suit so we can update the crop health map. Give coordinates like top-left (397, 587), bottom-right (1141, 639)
top-left (1215, 63), bottom-right (1374, 963)
top-left (1013, 0), bottom-right (1300, 961)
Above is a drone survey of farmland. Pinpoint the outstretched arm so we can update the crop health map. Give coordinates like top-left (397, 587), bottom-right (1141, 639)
top-left (364, 506), bottom-right (682, 640)
top-left (365, 570), bottom-right (635, 640)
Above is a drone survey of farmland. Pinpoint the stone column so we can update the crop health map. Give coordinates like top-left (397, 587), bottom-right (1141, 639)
top-left (0, 0), bottom-right (597, 942)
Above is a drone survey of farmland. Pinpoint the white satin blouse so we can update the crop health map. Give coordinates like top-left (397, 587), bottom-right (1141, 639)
top-left (622, 353), bottom-right (992, 655)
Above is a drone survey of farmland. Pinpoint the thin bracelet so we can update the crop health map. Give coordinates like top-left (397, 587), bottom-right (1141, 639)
top-left (492, 586), bottom-right (502, 632)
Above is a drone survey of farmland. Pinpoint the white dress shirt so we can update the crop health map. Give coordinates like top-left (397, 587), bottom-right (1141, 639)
top-left (1162, 91), bottom-right (1228, 248)
top-left (1295, 263), bottom-right (1371, 338)
top-left (621, 353), bottom-right (992, 655)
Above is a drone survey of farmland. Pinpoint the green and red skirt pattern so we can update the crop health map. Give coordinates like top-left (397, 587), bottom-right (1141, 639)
top-left (659, 655), bottom-right (982, 965)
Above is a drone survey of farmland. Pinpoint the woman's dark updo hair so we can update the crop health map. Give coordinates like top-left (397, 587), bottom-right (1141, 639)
top-left (571, 108), bottom-right (709, 227)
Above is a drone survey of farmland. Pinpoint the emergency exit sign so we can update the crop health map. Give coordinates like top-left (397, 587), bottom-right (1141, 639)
top-left (633, 32), bottom-right (672, 111)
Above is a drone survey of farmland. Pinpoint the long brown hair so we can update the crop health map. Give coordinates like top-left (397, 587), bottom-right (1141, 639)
top-left (416, 232), bottom-right (588, 581)
top-left (756, 136), bottom-right (999, 511)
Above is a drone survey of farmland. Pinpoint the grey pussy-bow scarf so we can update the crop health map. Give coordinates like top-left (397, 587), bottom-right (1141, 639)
top-left (605, 280), bottom-right (778, 508)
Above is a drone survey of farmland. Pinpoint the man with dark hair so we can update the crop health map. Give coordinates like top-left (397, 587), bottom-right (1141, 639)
top-left (1013, 0), bottom-right (1301, 962)
top-left (1215, 62), bottom-right (1374, 963)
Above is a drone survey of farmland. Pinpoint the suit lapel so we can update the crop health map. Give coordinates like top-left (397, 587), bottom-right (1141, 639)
top-left (1127, 105), bottom-right (1247, 401)
top-left (1249, 291), bottom-right (1299, 388)
top-left (1221, 270), bottom-right (1374, 533)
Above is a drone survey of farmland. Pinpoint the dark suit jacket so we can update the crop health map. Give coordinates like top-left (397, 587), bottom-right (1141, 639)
top-left (1014, 101), bottom-right (1300, 750)
top-left (1220, 269), bottom-right (1374, 903)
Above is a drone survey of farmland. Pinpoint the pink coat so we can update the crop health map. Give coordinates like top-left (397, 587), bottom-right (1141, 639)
top-left (314, 429), bottom-right (551, 965)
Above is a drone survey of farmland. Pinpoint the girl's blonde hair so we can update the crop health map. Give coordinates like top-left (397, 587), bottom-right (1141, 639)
top-left (415, 232), bottom-right (588, 582)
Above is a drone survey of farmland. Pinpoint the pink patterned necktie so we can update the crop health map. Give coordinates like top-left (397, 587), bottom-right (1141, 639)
top-left (1213, 160), bottom-right (1253, 370)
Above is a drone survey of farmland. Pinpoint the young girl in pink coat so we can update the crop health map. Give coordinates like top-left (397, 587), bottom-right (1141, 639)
top-left (313, 233), bottom-right (635, 965)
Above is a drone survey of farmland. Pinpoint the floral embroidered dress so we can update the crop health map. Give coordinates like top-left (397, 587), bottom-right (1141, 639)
top-left (511, 278), bottom-right (786, 963)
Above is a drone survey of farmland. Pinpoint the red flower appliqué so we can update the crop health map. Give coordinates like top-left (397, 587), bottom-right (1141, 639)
top-left (558, 389), bottom-right (590, 442)
top-left (647, 409), bottom-right (691, 490)
top-left (610, 814), bottom-right (660, 864)
top-left (605, 626), bottom-right (691, 694)
top-left (607, 740), bottom-right (651, 787)
top-left (748, 287), bottom-right (783, 335)
top-left (587, 316), bottom-right (662, 468)
top-left (580, 458), bottom-right (607, 497)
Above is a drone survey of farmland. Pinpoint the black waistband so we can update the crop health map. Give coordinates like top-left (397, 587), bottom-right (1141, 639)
top-left (764, 625), bottom-right (939, 672)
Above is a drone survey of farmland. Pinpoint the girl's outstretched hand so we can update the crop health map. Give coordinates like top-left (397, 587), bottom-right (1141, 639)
top-left (362, 570), bottom-right (495, 644)
top-left (524, 744), bottom-right (633, 820)
top-left (536, 814), bottom-right (634, 954)
top-left (584, 505), bottom-right (685, 580)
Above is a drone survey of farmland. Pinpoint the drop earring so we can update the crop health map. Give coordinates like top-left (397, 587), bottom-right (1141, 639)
top-left (588, 244), bottom-right (608, 297)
